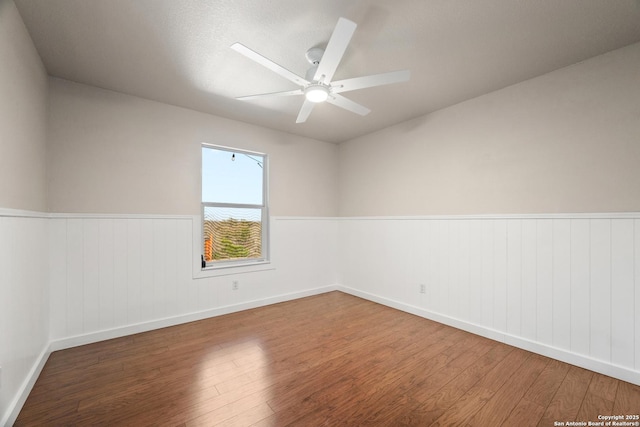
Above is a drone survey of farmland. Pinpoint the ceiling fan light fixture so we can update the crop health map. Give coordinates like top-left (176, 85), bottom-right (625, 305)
top-left (304, 84), bottom-right (329, 103)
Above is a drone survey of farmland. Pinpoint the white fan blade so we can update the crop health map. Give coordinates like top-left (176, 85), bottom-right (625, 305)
top-left (231, 43), bottom-right (309, 86)
top-left (326, 94), bottom-right (371, 116)
top-left (296, 99), bottom-right (316, 123)
top-left (237, 89), bottom-right (303, 100)
top-left (331, 70), bottom-right (410, 94)
top-left (313, 18), bottom-right (357, 83)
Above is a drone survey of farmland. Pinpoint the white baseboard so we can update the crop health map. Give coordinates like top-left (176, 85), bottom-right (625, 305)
top-left (337, 285), bottom-right (640, 386)
top-left (50, 284), bottom-right (339, 351)
top-left (1, 346), bottom-right (50, 427)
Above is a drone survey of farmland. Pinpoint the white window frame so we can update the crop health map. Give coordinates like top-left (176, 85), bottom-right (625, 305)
top-left (200, 143), bottom-right (270, 271)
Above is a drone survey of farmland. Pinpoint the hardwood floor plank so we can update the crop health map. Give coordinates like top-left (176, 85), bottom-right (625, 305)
top-left (124, 361), bottom-right (290, 426)
top-left (537, 365), bottom-right (594, 426)
top-left (214, 402), bottom-right (274, 427)
top-left (14, 291), bottom-right (640, 426)
top-left (356, 333), bottom-right (492, 425)
top-left (429, 386), bottom-right (496, 427)
top-left (468, 354), bottom-right (549, 426)
top-left (576, 373), bottom-right (618, 422)
top-left (301, 325), bottom-right (475, 425)
top-left (613, 380), bottom-right (640, 414)
top-left (429, 348), bottom-right (532, 426)
top-left (185, 389), bottom-right (273, 427)
top-left (524, 358), bottom-right (571, 407)
top-left (266, 375), bottom-right (362, 426)
top-left (392, 342), bottom-right (511, 426)
top-left (500, 398), bottom-right (546, 426)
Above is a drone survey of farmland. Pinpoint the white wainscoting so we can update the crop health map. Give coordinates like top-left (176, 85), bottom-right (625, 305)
top-left (48, 215), bottom-right (339, 347)
top-left (338, 214), bottom-right (640, 385)
top-left (0, 210), bottom-right (50, 427)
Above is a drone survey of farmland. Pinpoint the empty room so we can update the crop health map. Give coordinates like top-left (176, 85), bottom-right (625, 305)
top-left (2, 0), bottom-right (640, 425)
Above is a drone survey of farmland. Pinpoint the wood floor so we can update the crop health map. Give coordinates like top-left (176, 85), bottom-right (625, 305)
top-left (16, 292), bottom-right (640, 426)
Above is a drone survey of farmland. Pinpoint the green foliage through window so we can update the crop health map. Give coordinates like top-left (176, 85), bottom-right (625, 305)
top-left (204, 218), bottom-right (262, 261)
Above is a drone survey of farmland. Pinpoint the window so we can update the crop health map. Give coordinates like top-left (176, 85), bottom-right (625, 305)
top-left (201, 144), bottom-right (268, 268)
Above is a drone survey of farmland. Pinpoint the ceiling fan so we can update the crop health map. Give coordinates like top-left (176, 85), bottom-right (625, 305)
top-left (231, 17), bottom-right (410, 123)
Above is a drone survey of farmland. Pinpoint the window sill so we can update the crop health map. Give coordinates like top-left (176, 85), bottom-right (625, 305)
top-left (194, 260), bottom-right (275, 279)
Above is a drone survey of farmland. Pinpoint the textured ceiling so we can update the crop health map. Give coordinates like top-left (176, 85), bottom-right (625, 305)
top-left (14, 0), bottom-right (640, 143)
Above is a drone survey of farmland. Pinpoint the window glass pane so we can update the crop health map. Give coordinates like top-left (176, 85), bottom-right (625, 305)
top-left (203, 206), bottom-right (262, 262)
top-left (202, 147), bottom-right (263, 205)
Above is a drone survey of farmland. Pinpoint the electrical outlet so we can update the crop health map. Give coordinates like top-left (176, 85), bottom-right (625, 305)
top-left (419, 284), bottom-right (426, 294)
top-left (232, 280), bottom-right (239, 290)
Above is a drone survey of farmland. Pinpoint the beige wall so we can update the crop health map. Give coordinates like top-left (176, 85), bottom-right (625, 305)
top-left (0, 0), bottom-right (48, 211)
top-left (338, 42), bottom-right (640, 216)
top-left (0, 3), bottom-right (49, 424)
top-left (47, 78), bottom-right (339, 216)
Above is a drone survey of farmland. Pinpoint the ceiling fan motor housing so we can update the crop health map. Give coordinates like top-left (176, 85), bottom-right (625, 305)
top-left (305, 47), bottom-right (324, 65)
